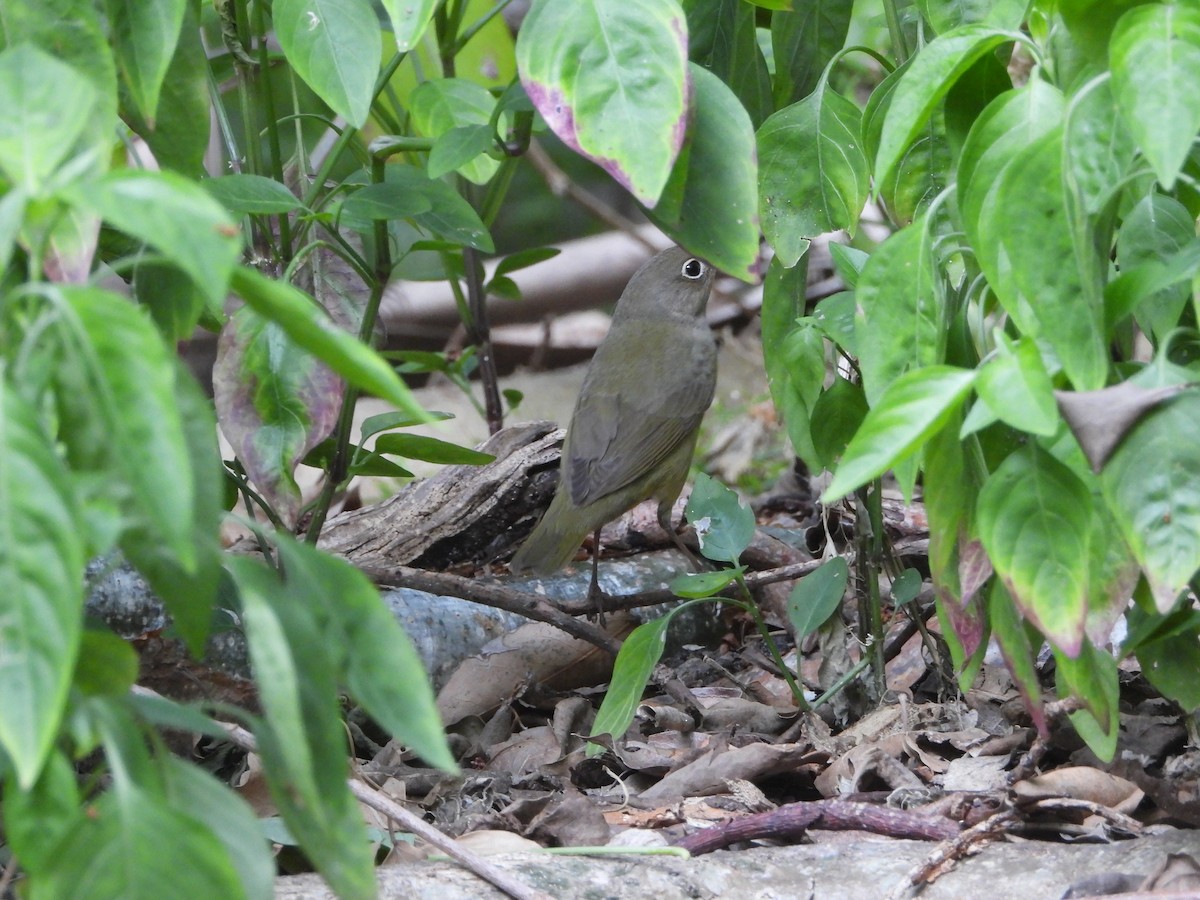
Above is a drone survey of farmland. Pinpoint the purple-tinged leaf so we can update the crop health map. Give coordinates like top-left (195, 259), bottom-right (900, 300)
top-left (214, 307), bottom-right (343, 527)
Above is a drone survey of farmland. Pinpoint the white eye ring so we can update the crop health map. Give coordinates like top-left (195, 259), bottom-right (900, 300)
top-left (681, 258), bottom-right (706, 279)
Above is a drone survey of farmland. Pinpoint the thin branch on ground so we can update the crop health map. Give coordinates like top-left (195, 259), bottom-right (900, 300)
top-left (673, 798), bottom-right (960, 856)
top-left (885, 808), bottom-right (1020, 900)
top-left (361, 563), bottom-right (621, 655)
top-left (128, 686), bottom-right (551, 900)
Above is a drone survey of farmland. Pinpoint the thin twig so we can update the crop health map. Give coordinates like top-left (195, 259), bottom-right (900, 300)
top-left (885, 808), bottom-right (1019, 900)
top-left (1024, 797), bottom-right (1144, 835)
top-left (525, 141), bottom-right (658, 250)
top-left (129, 688), bottom-right (550, 900)
top-left (362, 564), bottom-right (622, 655)
top-left (1006, 696), bottom-right (1086, 785)
top-left (462, 245), bottom-right (504, 434)
top-left (359, 542), bottom-right (927, 645)
top-left (674, 799), bottom-right (960, 856)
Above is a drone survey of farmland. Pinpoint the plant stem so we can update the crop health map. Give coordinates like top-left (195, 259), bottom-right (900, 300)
top-left (856, 481), bottom-right (887, 697)
top-left (882, 0), bottom-right (910, 64)
top-left (452, 0), bottom-right (515, 55)
top-left (300, 51), bottom-right (407, 211)
top-left (462, 244), bottom-right (503, 433)
top-left (735, 579), bottom-right (811, 711)
top-left (811, 656), bottom-right (871, 710)
top-left (252, 0), bottom-right (291, 261)
top-left (304, 155), bottom-right (395, 543)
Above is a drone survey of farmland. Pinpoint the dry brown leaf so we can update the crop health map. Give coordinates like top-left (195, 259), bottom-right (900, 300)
top-left (639, 741), bottom-right (817, 803)
top-left (1013, 766), bottom-right (1144, 813)
top-left (437, 613), bottom-right (636, 726)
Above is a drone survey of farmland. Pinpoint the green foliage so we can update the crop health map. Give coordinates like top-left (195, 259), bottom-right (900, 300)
top-left (9, 0), bottom-right (1200, 888)
top-left (752, 0), bottom-right (1200, 759)
top-left (0, 0), bottom-right (525, 890)
top-left (787, 558), bottom-right (850, 640)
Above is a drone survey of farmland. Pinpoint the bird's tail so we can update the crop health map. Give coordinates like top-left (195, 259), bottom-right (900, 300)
top-left (509, 498), bottom-right (588, 576)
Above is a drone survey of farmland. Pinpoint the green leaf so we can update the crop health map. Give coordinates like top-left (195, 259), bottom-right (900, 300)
top-left (787, 557), bottom-right (849, 639)
top-left (75, 170), bottom-right (241, 310)
top-left (1110, 2), bottom-right (1200, 189)
top-left (761, 256), bottom-right (823, 469)
top-left (589, 613), bottom-right (675, 752)
top-left (978, 445), bottom-right (1092, 655)
top-left (381, 0), bottom-right (439, 51)
top-left (105, 0), bottom-right (185, 124)
top-left (828, 243), bottom-right (869, 288)
top-left (121, 2), bottom-right (210, 176)
top-left (119, 366), bottom-right (224, 655)
top-left (822, 366), bottom-right (977, 502)
top-left (428, 124), bottom-right (496, 181)
top-left (1065, 76), bottom-right (1136, 215)
top-left (228, 557), bottom-right (376, 900)
top-left (918, 0), bottom-right (1028, 32)
top-left (1136, 626), bottom-right (1200, 711)
top-left (229, 266), bottom-right (430, 420)
top-left (130, 261), bottom-right (205, 342)
top-left (875, 24), bottom-right (1024, 187)
top-left (813, 290), bottom-right (857, 355)
top-left (360, 410), bottom-right (452, 441)
top-left (374, 433), bottom-right (494, 465)
top-left (127, 693), bottom-right (230, 741)
top-left (0, 44), bottom-right (99, 191)
top-left (516, 0), bottom-right (690, 206)
top-left (339, 181), bottom-right (433, 225)
top-left (1119, 192), bottom-right (1194, 344)
top-left (214, 307), bottom-right (343, 527)
top-left (758, 79), bottom-right (868, 266)
top-left (32, 782), bottom-right (245, 899)
top-left (383, 164), bottom-right (495, 251)
top-left (974, 336), bottom-right (1058, 437)
top-left (958, 81), bottom-right (1065, 250)
top-left (880, 109), bottom-right (953, 227)
top-left (811, 376), bottom-right (868, 470)
top-left (4, 751), bottom-right (81, 874)
top-left (493, 247), bottom-right (561, 279)
top-left (977, 128), bottom-right (1108, 391)
top-left (203, 174), bottom-right (306, 215)
top-left (890, 568), bottom-right (923, 605)
top-left (61, 287), bottom-right (197, 570)
top-left (273, 0), bottom-right (381, 128)
top-left (856, 212), bottom-right (943, 405)
top-left (161, 757), bottom-right (275, 900)
top-left (0, 0), bottom-right (118, 158)
top-left (273, 539), bottom-right (456, 770)
top-left (0, 379), bottom-right (83, 789)
top-left (1105, 238), bottom-right (1200, 329)
top-left (683, 0), bottom-right (772, 126)
top-left (648, 63), bottom-right (760, 281)
top-left (987, 580), bottom-right (1047, 735)
top-left (73, 630), bottom-right (138, 696)
top-left (685, 472), bottom-right (756, 565)
top-left (670, 567), bottom-right (743, 598)
top-left (410, 78), bottom-right (501, 184)
top-left (769, 0), bottom-right (854, 107)
top-left (1102, 389), bottom-right (1200, 612)
top-left (1055, 641), bottom-right (1119, 761)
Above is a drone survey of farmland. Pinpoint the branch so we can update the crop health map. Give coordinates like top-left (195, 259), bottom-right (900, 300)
top-left (129, 686), bottom-right (552, 900)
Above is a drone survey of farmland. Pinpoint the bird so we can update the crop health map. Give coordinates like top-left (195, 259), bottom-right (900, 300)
top-left (510, 246), bottom-right (718, 600)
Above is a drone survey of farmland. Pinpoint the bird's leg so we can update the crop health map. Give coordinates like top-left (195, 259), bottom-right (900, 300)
top-left (588, 527), bottom-right (607, 628)
top-left (659, 501), bottom-right (707, 572)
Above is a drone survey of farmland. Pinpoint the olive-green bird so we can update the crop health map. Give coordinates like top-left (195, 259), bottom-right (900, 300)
top-left (510, 247), bottom-right (718, 577)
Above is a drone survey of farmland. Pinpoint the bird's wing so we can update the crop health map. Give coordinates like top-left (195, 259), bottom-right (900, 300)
top-left (565, 330), bottom-right (715, 506)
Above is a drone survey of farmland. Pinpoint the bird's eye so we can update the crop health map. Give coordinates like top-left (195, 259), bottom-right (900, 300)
top-left (681, 258), bottom-right (705, 279)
